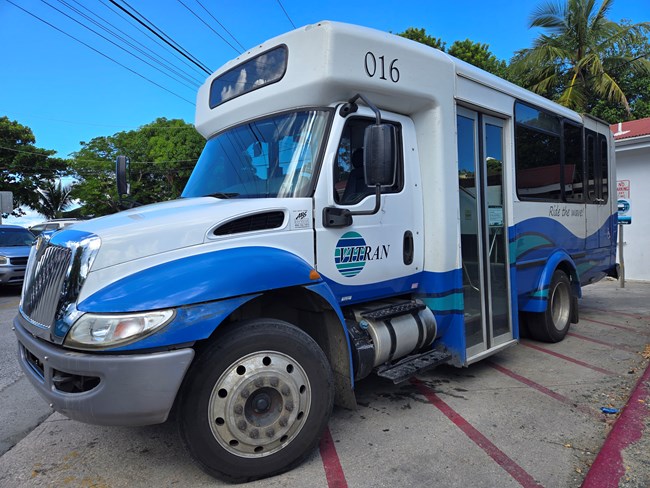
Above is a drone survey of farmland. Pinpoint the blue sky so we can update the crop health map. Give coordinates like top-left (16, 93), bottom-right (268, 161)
top-left (1, 0), bottom-right (648, 225)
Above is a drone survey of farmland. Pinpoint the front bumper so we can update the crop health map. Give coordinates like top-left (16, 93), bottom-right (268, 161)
top-left (0, 265), bottom-right (26, 284)
top-left (13, 316), bottom-right (195, 426)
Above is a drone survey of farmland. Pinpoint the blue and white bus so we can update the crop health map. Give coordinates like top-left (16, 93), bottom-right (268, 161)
top-left (15, 21), bottom-right (617, 481)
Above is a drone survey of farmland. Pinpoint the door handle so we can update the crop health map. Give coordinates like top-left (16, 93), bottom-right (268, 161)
top-left (403, 231), bottom-right (414, 265)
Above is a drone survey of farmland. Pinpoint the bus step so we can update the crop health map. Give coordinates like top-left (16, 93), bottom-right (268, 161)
top-left (361, 300), bottom-right (425, 320)
top-left (376, 349), bottom-right (452, 384)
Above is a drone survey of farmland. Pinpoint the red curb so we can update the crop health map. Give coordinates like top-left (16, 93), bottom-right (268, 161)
top-left (319, 426), bottom-right (348, 488)
top-left (581, 360), bottom-right (650, 487)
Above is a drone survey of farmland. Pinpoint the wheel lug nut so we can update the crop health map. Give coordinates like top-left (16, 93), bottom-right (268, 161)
top-left (270, 377), bottom-right (279, 387)
top-left (234, 404), bottom-right (244, 415)
top-left (266, 428), bottom-right (275, 438)
top-left (249, 428), bottom-right (260, 439)
top-left (279, 416), bottom-right (289, 427)
top-left (237, 420), bottom-right (247, 431)
top-left (281, 385), bottom-right (290, 396)
top-left (285, 400), bottom-right (294, 412)
top-left (241, 389), bottom-right (250, 399)
top-left (254, 377), bottom-right (265, 387)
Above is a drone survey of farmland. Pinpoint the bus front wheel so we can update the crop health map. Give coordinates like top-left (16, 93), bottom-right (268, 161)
top-left (527, 269), bottom-right (573, 343)
top-left (177, 318), bottom-right (334, 482)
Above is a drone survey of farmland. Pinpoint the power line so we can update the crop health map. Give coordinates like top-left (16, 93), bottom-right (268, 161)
top-left (176, 0), bottom-right (241, 54)
top-left (5, 0), bottom-right (195, 105)
top-left (67, 0), bottom-right (204, 86)
top-left (42, 0), bottom-right (199, 91)
top-left (193, 0), bottom-right (246, 51)
top-left (98, 0), bottom-right (206, 78)
top-left (276, 0), bottom-right (295, 29)
top-left (108, 0), bottom-right (212, 75)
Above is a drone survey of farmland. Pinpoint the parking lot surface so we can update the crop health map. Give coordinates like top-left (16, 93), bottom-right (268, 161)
top-left (1, 278), bottom-right (649, 487)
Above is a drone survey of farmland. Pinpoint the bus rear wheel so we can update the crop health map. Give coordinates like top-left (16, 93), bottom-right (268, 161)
top-left (177, 318), bottom-right (334, 482)
top-left (527, 270), bottom-right (573, 343)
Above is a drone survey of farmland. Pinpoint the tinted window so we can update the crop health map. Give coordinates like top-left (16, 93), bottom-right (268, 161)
top-left (0, 229), bottom-right (34, 246)
top-left (564, 123), bottom-right (584, 203)
top-left (209, 46), bottom-right (287, 108)
top-left (334, 117), bottom-right (403, 205)
top-left (599, 135), bottom-right (608, 204)
top-left (515, 103), bottom-right (562, 201)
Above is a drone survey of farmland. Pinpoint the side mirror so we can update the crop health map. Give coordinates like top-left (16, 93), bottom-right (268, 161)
top-left (364, 124), bottom-right (397, 187)
top-left (116, 155), bottom-right (130, 196)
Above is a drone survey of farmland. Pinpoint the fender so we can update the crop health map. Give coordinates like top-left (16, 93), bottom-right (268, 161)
top-left (78, 246), bottom-right (323, 312)
top-left (77, 248), bottom-right (352, 371)
top-left (521, 250), bottom-right (580, 313)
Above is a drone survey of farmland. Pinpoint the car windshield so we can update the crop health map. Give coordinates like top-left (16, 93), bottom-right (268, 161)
top-left (0, 229), bottom-right (34, 246)
top-left (182, 109), bottom-right (330, 199)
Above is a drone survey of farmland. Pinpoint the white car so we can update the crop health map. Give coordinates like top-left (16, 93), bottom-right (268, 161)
top-left (29, 219), bottom-right (81, 236)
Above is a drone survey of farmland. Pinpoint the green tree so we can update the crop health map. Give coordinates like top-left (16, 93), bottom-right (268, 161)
top-left (397, 29), bottom-right (507, 77)
top-left (36, 180), bottom-right (74, 219)
top-left (509, 0), bottom-right (650, 114)
top-left (70, 118), bottom-right (205, 217)
top-left (397, 27), bottom-right (446, 50)
top-left (0, 116), bottom-right (69, 218)
top-left (589, 24), bottom-right (650, 122)
top-left (448, 39), bottom-right (508, 77)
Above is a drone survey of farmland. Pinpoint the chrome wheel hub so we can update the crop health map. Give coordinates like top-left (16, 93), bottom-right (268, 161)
top-left (208, 351), bottom-right (311, 458)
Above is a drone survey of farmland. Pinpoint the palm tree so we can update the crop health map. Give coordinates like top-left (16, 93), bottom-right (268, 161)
top-left (36, 180), bottom-right (75, 220)
top-left (510, 0), bottom-right (650, 114)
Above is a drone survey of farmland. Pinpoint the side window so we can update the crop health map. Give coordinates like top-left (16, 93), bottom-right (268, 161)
top-left (599, 134), bottom-right (608, 204)
top-left (515, 103), bottom-right (562, 201)
top-left (564, 122), bottom-right (584, 203)
top-left (334, 117), bottom-right (402, 205)
top-left (585, 130), bottom-right (597, 203)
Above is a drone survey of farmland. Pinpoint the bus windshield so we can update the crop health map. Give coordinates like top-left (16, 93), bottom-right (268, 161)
top-left (183, 109), bottom-right (331, 199)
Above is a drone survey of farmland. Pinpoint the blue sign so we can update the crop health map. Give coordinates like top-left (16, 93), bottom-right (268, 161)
top-left (618, 198), bottom-right (631, 225)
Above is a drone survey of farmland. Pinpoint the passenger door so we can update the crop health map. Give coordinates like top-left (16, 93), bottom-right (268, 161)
top-left (313, 108), bottom-right (424, 304)
top-left (457, 107), bottom-right (513, 360)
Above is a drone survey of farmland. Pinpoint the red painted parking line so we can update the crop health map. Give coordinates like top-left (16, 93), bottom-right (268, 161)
top-left (581, 317), bottom-right (649, 335)
top-left (319, 426), bottom-right (348, 488)
top-left (581, 360), bottom-right (650, 487)
top-left (521, 342), bottom-right (617, 376)
top-left (412, 378), bottom-right (543, 488)
top-left (582, 306), bottom-right (650, 322)
top-left (487, 361), bottom-right (599, 418)
top-left (567, 332), bottom-right (639, 354)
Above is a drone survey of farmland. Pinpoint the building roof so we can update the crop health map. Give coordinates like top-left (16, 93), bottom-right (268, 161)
top-left (610, 118), bottom-right (650, 140)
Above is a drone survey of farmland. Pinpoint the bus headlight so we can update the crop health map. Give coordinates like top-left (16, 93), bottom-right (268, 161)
top-left (65, 310), bottom-right (175, 349)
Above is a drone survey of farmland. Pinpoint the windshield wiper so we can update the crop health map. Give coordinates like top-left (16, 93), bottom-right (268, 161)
top-left (206, 192), bottom-right (239, 199)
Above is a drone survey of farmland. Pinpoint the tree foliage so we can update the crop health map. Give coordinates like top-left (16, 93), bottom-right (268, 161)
top-left (397, 28), bottom-right (507, 77)
top-left (0, 116), bottom-right (69, 218)
top-left (36, 180), bottom-right (74, 219)
top-left (397, 27), bottom-right (446, 50)
top-left (70, 118), bottom-right (205, 217)
top-left (509, 0), bottom-right (650, 116)
top-left (448, 39), bottom-right (508, 77)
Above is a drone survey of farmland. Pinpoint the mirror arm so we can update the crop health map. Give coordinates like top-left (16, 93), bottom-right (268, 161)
top-left (340, 93), bottom-right (382, 125)
top-left (349, 185), bottom-right (382, 216)
top-left (322, 186), bottom-right (382, 228)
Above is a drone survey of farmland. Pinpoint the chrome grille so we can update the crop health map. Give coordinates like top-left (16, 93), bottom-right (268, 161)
top-left (21, 243), bottom-right (72, 329)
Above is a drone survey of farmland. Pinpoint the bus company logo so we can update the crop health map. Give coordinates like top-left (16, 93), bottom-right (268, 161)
top-left (334, 231), bottom-right (389, 278)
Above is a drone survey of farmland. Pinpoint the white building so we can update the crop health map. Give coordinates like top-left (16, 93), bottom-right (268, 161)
top-left (611, 118), bottom-right (650, 281)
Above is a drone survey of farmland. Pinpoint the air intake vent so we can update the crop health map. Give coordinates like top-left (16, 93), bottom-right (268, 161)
top-left (214, 211), bottom-right (285, 236)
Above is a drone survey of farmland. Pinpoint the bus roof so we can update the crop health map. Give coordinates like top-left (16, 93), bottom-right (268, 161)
top-left (195, 21), bottom-right (582, 138)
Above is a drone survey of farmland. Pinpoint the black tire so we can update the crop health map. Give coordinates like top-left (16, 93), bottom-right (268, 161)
top-left (177, 319), bottom-right (334, 482)
top-left (527, 269), bottom-right (573, 343)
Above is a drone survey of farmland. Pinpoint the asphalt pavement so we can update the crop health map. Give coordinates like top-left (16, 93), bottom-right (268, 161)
top-left (1, 278), bottom-right (649, 487)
